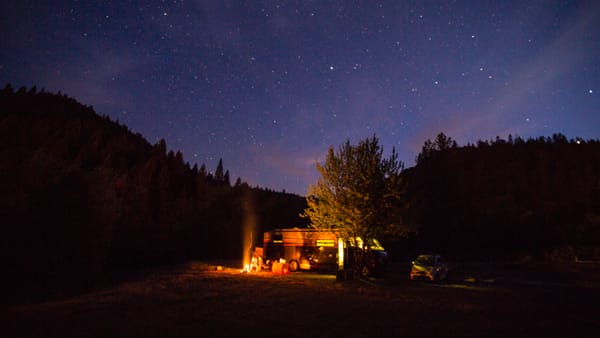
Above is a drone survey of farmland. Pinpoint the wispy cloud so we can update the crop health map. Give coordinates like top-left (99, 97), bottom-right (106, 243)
top-left (414, 4), bottom-right (599, 145)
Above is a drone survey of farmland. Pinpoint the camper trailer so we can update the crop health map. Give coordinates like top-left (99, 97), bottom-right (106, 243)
top-left (262, 228), bottom-right (389, 275)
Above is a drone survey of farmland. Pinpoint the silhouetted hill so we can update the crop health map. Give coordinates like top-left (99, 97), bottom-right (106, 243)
top-left (403, 133), bottom-right (600, 260)
top-left (0, 85), bottom-right (307, 303)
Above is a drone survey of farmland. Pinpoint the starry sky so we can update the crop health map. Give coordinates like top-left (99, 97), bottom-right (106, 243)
top-left (1, 1), bottom-right (599, 195)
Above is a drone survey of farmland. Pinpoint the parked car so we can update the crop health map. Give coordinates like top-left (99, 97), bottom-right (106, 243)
top-left (409, 254), bottom-right (448, 281)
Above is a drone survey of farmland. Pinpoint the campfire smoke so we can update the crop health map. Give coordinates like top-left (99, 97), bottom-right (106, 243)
top-left (241, 190), bottom-right (257, 271)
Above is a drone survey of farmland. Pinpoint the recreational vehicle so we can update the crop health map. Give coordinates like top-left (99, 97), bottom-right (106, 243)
top-left (261, 228), bottom-right (389, 276)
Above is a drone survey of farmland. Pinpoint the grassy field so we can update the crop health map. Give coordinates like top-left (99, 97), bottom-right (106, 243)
top-left (3, 260), bottom-right (600, 337)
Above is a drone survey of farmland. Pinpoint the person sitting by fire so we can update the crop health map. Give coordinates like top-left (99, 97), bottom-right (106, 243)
top-left (249, 247), bottom-right (264, 272)
top-left (250, 256), bottom-right (258, 272)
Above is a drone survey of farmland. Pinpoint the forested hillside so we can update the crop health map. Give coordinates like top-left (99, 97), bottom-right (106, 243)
top-left (403, 133), bottom-right (600, 260)
top-left (0, 85), bottom-right (306, 302)
top-left (3, 84), bottom-right (599, 303)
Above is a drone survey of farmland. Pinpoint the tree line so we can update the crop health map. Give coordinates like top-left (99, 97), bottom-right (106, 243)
top-left (0, 85), bottom-right (307, 303)
top-left (402, 132), bottom-right (600, 260)
top-left (2, 84), bottom-right (599, 300)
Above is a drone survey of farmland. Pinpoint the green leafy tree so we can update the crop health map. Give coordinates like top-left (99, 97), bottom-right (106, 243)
top-left (302, 135), bottom-right (406, 276)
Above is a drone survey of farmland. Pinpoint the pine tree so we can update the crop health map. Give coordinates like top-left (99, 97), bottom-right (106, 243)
top-left (224, 170), bottom-right (230, 187)
top-left (156, 139), bottom-right (167, 155)
top-left (215, 158), bottom-right (224, 182)
top-left (2, 83), bottom-right (14, 94)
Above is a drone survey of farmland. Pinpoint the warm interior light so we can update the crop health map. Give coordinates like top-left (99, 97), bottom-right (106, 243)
top-left (338, 238), bottom-right (344, 270)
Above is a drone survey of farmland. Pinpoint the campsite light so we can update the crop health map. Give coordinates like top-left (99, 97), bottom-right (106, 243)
top-left (338, 238), bottom-right (344, 270)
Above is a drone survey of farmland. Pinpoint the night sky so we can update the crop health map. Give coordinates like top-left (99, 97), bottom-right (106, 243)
top-left (1, 1), bottom-right (599, 195)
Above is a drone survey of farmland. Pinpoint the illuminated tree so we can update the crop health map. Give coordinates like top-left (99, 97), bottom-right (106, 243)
top-left (302, 135), bottom-right (405, 276)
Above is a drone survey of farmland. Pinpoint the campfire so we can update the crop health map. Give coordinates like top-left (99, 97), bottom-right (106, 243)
top-left (241, 247), bottom-right (268, 273)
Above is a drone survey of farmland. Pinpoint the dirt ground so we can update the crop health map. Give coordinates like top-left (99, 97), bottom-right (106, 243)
top-left (2, 260), bottom-right (600, 337)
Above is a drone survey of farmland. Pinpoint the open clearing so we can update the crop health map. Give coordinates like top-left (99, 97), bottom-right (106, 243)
top-left (2, 261), bottom-right (600, 337)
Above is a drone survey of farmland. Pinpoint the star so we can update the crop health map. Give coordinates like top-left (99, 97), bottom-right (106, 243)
top-left (1, 1), bottom-right (598, 195)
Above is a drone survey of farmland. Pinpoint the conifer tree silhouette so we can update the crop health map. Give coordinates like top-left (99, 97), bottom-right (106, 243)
top-left (215, 158), bottom-right (225, 182)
